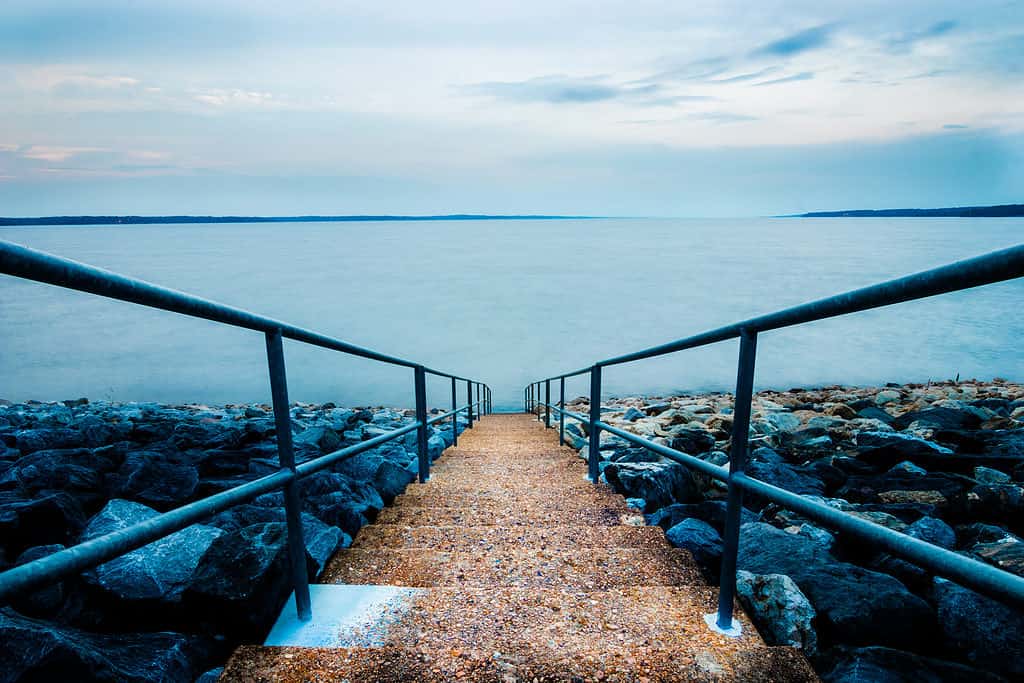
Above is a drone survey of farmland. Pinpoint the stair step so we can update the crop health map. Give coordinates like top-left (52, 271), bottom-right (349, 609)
top-left (352, 524), bottom-right (665, 550)
top-left (394, 487), bottom-right (624, 509)
top-left (321, 547), bottom-right (702, 588)
top-left (221, 643), bottom-right (818, 682)
top-left (374, 505), bottom-right (641, 527)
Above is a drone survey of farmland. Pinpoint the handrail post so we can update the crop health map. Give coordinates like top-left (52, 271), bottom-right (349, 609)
top-left (476, 382), bottom-right (481, 420)
top-left (466, 379), bottom-right (474, 428)
top-left (710, 328), bottom-right (758, 636)
top-left (536, 382), bottom-right (542, 421)
top-left (414, 366), bottom-right (429, 483)
top-left (588, 366), bottom-right (601, 482)
top-left (265, 329), bottom-right (312, 622)
top-left (450, 376), bottom-right (458, 448)
top-left (544, 379), bottom-right (551, 427)
top-left (559, 376), bottom-right (565, 445)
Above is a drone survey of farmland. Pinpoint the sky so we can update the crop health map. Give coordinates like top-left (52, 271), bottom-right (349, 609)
top-left (0, 1), bottom-right (1022, 216)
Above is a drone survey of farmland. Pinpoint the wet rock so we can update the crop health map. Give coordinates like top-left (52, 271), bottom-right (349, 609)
top-left (854, 431), bottom-right (953, 469)
top-left (735, 570), bottom-right (817, 655)
top-left (974, 466), bottom-right (1011, 485)
top-left (0, 491), bottom-right (87, 552)
top-left (932, 578), bottom-right (1024, 677)
top-left (602, 461), bottom-right (702, 512)
top-left (13, 448), bottom-right (115, 502)
top-left (645, 500), bottom-right (757, 533)
top-left (12, 544), bottom-right (67, 617)
top-left (14, 427), bottom-right (83, 453)
top-left (665, 519), bottom-right (722, 568)
top-left (667, 428), bottom-right (715, 455)
top-left (893, 407), bottom-right (982, 431)
top-left (906, 516), bottom-right (956, 550)
top-left (171, 422), bottom-right (243, 450)
top-left (110, 451), bottom-right (199, 510)
top-left (81, 499), bottom-right (224, 602)
top-left (293, 425), bottom-right (341, 453)
top-left (746, 460), bottom-right (826, 498)
top-left (823, 646), bottom-right (1006, 683)
top-left (0, 608), bottom-right (204, 683)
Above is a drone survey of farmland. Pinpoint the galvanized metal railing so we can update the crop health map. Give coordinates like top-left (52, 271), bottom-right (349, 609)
top-left (0, 240), bottom-right (491, 621)
top-left (527, 244), bottom-right (1024, 635)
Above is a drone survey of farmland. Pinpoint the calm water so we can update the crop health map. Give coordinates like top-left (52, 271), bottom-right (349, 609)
top-left (1, 219), bottom-right (1021, 411)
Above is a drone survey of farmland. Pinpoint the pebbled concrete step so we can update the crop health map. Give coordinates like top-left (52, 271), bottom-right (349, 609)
top-left (374, 504), bottom-right (640, 527)
top-left (352, 524), bottom-right (666, 550)
top-left (394, 487), bottom-right (626, 509)
top-left (321, 547), bottom-right (702, 588)
top-left (221, 643), bottom-right (818, 682)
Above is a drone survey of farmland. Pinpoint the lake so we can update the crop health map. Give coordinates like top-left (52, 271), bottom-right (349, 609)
top-left (1, 218), bottom-right (1021, 411)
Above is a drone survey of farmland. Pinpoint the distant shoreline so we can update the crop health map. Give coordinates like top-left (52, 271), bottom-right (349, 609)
top-left (789, 203), bottom-right (1023, 218)
top-left (0, 214), bottom-right (596, 227)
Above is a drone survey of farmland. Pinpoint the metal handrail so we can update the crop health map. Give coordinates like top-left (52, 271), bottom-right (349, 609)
top-left (526, 243), bottom-right (1024, 634)
top-left (0, 239), bottom-right (492, 621)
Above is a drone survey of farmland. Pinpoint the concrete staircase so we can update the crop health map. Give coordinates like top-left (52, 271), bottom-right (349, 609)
top-left (221, 414), bottom-right (817, 682)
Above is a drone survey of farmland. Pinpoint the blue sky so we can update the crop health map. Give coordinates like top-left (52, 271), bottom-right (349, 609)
top-left (0, 1), bottom-right (1021, 216)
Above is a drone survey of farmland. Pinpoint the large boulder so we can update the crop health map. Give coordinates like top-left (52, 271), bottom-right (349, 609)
top-left (735, 570), bottom-right (817, 655)
top-left (293, 426), bottom-right (341, 454)
top-left (646, 500), bottom-right (758, 533)
top-left (109, 451), bottom-right (199, 510)
top-left (906, 516), bottom-right (956, 550)
top-left (932, 577), bottom-right (1024, 677)
top-left (80, 500), bottom-right (224, 603)
top-left (823, 646), bottom-right (1006, 683)
top-left (892, 407), bottom-right (982, 431)
top-left (184, 522), bottom-right (316, 637)
top-left (0, 608), bottom-right (203, 683)
top-left (14, 428), bottom-right (83, 454)
top-left (602, 461), bottom-right (701, 512)
top-left (854, 431), bottom-right (952, 469)
top-left (12, 545), bottom-right (68, 618)
top-left (665, 519), bottom-right (722, 568)
top-left (745, 460), bottom-right (826, 498)
top-left (0, 491), bottom-right (88, 553)
top-left (668, 428), bottom-right (716, 455)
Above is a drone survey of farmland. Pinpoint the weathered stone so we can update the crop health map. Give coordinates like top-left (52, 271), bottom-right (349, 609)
top-left (111, 451), bottom-right (199, 509)
top-left (735, 570), bottom-right (817, 655)
top-left (12, 544), bottom-right (67, 617)
top-left (665, 519), bottom-right (722, 567)
top-left (973, 466), bottom-right (1011, 485)
top-left (906, 516), bottom-right (956, 550)
top-left (667, 428), bottom-right (715, 455)
top-left (293, 425), bottom-right (342, 453)
top-left (602, 461), bottom-right (701, 512)
top-left (823, 646), bottom-right (1006, 683)
top-left (932, 578), bottom-right (1024, 676)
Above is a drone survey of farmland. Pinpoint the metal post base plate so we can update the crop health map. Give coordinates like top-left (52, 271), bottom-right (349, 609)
top-left (704, 612), bottom-right (742, 637)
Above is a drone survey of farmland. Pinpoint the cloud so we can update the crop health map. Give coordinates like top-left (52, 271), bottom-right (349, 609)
top-left (19, 146), bottom-right (106, 162)
top-left (707, 67), bottom-right (780, 84)
top-left (943, 124), bottom-right (968, 129)
top-left (461, 75), bottom-right (708, 107)
top-left (753, 71), bottom-right (815, 87)
top-left (751, 25), bottom-right (834, 57)
top-left (887, 20), bottom-right (958, 52)
top-left (687, 112), bottom-right (758, 124)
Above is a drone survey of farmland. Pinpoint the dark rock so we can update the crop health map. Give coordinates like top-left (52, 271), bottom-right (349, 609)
top-left (893, 407), bottom-right (982, 431)
top-left (746, 460), bottom-right (826, 497)
top-left (970, 536), bottom-right (1024, 577)
top-left (170, 422), bottom-right (243, 450)
top-left (966, 484), bottom-right (1024, 530)
top-left (0, 608), bottom-right (204, 683)
top-left (665, 519), bottom-right (723, 568)
top-left (932, 578), bottom-right (1024, 676)
top-left (668, 428), bottom-right (715, 455)
top-left (0, 491), bottom-right (87, 552)
top-left (293, 426), bottom-right (341, 453)
top-left (184, 522), bottom-right (315, 637)
top-left (372, 460), bottom-right (416, 504)
top-left (12, 544), bottom-right (67, 617)
top-left (14, 428), bottom-right (82, 453)
top-left (906, 516), bottom-right (956, 550)
top-left (974, 466), bottom-right (1011, 485)
top-left (13, 448), bottom-right (116, 504)
top-left (956, 522), bottom-right (1012, 547)
top-left (855, 431), bottom-right (953, 469)
top-left (110, 451), bottom-right (199, 509)
top-left (81, 499), bottom-right (224, 602)
top-left (602, 461), bottom-right (701, 512)
top-left (837, 471), bottom-right (968, 507)
top-left (645, 500), bottom-right (758, 533)
top-left (735, 570), bottom-right (817, 655)
top-left (803, 460), bottom-right (848, 493)
top-left (823, 646), bottom-right (1006, 683)
top-left (622, 407), bottom-right (644, 421)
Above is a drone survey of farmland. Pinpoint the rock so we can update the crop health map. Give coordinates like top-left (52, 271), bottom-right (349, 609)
top-left (735, 571), bottom-right (817, 655)
top-left (763, 412), bottom-right (802, 432)
top-left (110, 451), bottom-right (199, 510)
top-left (875, 390), bottom-right (901, 405)
top-left (893, 407), bottom-right (982, 431)
top-left (170, 422), bottom-right (243, 450)
top-left (12, 544), bottom-right (67, 617)
top-left (668, 428), bottom-right (715, 455)
top-left (823, 646), bottom-right (1006, 683)
top-left (196, 668), bottom-right (224, 683)
top-left (956, 522), bottom-right (1013, 547)
top-left (665, 519), bottom-right (722, 567)
top-left (0, 608), bottom-right (204, 683)
top-left (854, 431), bottom-right (953, 469)
top-left (14, 427), bottom-right (82, 453)
top-left (427, 433), bottom-right (445, 461)
top-left (622, 407), bottom-right (645, 421)
top-left (81, 499), bottom-right (224, 602)
top-left (970, 536), bottom-right (1024, 577)
top-left (184, 522), bottom-right (315, 637)
top-left (889, 461), bottom-right (927, 475)
top-left (0, 491), bottom-right (88, 553)
top-left (967, 484), bottom-right (1024, 530)
top-left (602, 461), bottom-right (701, 512)
top-left (13, 448), bottom-right (115, 502)
top-left (974, 466), bottom-right (1011, 485)
top-left (372, 460), bottom-right (416, 504)
top-left (293, 426), bottom-right (342, 453)
top-left (745, 460), bottom-right (826, 498)
top-left (932, 578), bottom-right (1024, 676)
top-left (837, 471), bottom-right (967, 507)
top-left (645, 501), bottom-right (757, 533)
top-left (906, 516), bottom-right (956, 550)
top-left (824, 403), bottom-right (857, 420)
top-left (857, 406), bottom-right (895, 424)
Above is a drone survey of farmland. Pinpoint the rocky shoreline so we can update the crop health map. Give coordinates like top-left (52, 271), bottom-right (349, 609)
top-left (555, 379), bottom-right (1024, 682)
top-left (0, 398), bottom-right (464, 682)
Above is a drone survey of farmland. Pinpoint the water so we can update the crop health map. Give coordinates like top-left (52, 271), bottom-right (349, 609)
top-left (1, 218), bottom-right (1021, 411)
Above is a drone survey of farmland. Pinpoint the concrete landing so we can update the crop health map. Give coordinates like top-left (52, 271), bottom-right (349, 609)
top-left (222, 413), bottom-right (818, 682)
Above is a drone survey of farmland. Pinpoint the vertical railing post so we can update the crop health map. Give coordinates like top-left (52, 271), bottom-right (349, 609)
top-left (536, 382), bottom-right (542, 421)
top-left (466, 379), bottom-right (474, 428)
top-left (559, 376), bottom-right (565, 446)
top-left (544, 379), bottom-right (551, 428)
top-left (450, 376), bottom-right (458, 448)
top-left (528, 383), bottom-right (532, 413)
top-left (587, 366), bottom-right (602, 482)
top-left (710, 328), bottom-right (758, 637)
top-left (476, 383), bottom-right (481, 420)
top-left (414, 366), bottom-right (429, 483)
top-left (265, 329), bottom-right (312, 622)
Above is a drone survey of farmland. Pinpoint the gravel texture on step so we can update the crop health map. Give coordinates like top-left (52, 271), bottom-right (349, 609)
top-left (351, 524), bottom-right (665, 550)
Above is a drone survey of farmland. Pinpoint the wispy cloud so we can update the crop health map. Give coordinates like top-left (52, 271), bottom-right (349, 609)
top-left (461, 75), bottom-right (708, 107)
top-left (687, 112), bottom-right (758, 124)
top-left (750, 25), bottom-right (835, 58)
top-left (886, 20), bottom-right (958, 52)
top-left (753, 72), bottom-right (815, 87)
top-left (19, 146), bottom-right (106, 162)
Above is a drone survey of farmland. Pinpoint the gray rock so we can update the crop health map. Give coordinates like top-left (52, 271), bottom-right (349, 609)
top-left (665, 518), bottom-right (722, 567)
top-left (823, 646), bottom-right (1006, 683)
top-left (764, 413), bottom-right (801, 432)
top-left (889, 461), bottom-right (927, 475)
top-left (81, 499), bottom-right (224, 602)
top-left (623, 407), bottom-right (644, 421)
top-left (974, 466), bottom-right (1011, 485)
top-left (602, 461), bottom-right (701, 512)
top-left (906, 516), bottom-right (956, 550)
top-left (932, 577), bottom-right (1024, 676)
top-left (293, 426), bottom-right (341, 453)
top-left (14, 427), bottom-right (82, 453)
top-left (668, 428), bottom-right (716, 455)
top-left (0, 608), bottom-right (203, 683)
top-left (111, 451), bottom-right (199, 509)
top-left (746, 460), bottom-right (826, 497)
top-left (735, 570), bottom-right (817, 655)
top-left (12, 544), bottom-right (67, 617)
